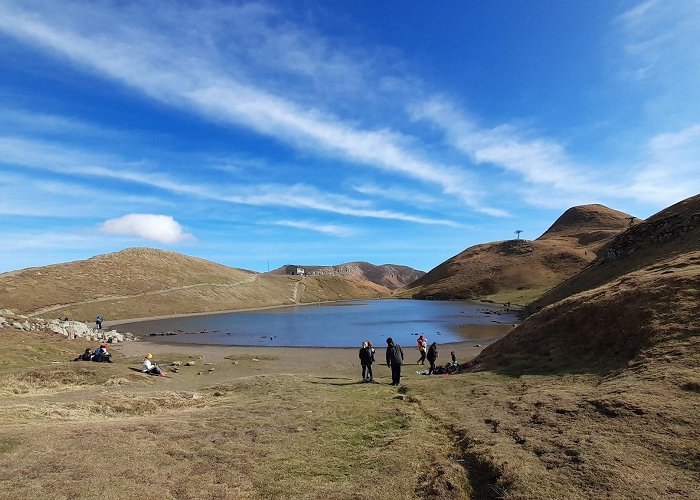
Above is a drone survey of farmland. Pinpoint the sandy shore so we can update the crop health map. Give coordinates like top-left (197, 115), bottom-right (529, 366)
top-left (115, 338), bottom-right (493, 376)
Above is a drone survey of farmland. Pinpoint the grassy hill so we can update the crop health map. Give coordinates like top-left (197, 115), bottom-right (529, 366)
top-left (0, 248), bottom-right (389, 321)
top-left (480, 193), bottom-right (699, 373)
top-left (418, 194), bottom-right (699, 498)
top-left (477, 249), bottom-right (699, 373)
top-left (269, 261), bottom-right (424, 290)
top-left (530, 193), bottom-right (700, 312)
top-left (400, 204), bottom-right (635, 305)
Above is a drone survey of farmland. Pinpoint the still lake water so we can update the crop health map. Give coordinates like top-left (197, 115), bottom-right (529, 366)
top-left (116, 299), bottom-right (519, 348)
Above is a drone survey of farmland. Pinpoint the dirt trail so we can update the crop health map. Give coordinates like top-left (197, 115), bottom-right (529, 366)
top-left (292, 277), bottom-right (306, 304)
top-left (26, 274), bottom-right (259, 318)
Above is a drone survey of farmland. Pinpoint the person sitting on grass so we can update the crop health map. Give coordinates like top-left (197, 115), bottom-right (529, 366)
top-left (73, 348), bottom-right (91, 362)
top-left (142, 353), bottom-right (167, 376)
top-left (92, 344), bottom-right (112, 363)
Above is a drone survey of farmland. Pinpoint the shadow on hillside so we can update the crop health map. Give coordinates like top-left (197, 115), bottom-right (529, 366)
top-left (473, 361), bottom-right (621, 378)
top-left (306, 378), bottom-right (367, 387)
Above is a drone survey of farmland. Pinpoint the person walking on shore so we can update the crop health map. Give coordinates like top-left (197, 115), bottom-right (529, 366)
top-left (417, 335), bottom-right (427, 365)
top-left (96, 315), bottom-right (103, 330)
top-left (359, 341), bottom-right (374, 382)
top-left (427, 342), bottom-right (439, 375)
top-left (385, 337), bottom-right (404, 386)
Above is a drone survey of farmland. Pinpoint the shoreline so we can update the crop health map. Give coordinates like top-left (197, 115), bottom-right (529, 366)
top-left (115, 337), bottom-right (494, 363)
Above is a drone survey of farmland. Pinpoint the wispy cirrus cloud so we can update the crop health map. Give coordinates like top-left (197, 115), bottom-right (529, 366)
top-left (411, 96), bottom-right (700, 209)
top-left (0, 136), bottom-right (459, 226)
top-left (627, 124), bottom-right (700, 204)
top-left (410, 98), bottom-right (593, 193)
top-left (616, 0), bottom-right (700, 80)
top-left (0, 108), bottom-right (123, 139)
top-left (352, 183), bottom-right (439, 206)
top-left (614, 0), bottom-right (700, 130)
top-left (271, 220), bottom-right (355, 237)
top-left (0, 1), bottom-right (501, 216)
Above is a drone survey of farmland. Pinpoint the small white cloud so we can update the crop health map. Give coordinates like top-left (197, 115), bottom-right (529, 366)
top-left (100, 214), bottom-right (194, 244)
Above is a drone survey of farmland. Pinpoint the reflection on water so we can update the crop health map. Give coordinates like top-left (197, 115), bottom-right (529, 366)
top-left (115, 299), bottom-right (519, 348)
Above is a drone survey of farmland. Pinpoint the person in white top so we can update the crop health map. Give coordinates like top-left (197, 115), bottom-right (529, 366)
top-left (142, 353), bottom-right (166, 376)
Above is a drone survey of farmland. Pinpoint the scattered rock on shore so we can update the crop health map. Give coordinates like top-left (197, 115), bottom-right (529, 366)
top-left (0, 310), bottom-right (135, 343)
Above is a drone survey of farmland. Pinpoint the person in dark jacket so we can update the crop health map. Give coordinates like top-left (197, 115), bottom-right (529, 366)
top-left (359, 341), bottom-right (374, 382)
top-left (385, 337), bottom-right (404, 386)
top-left (73, 348), bottom-right (91, 361)
top-left (427, 342), bottom-right (439, 375)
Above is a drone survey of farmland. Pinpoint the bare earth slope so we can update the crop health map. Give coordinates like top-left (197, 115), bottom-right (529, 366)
top-left (269, 261), bottom-right (424, 290)
top-left (402, 204), bottom-right (635, 305)
top-left (0, 248), bottom-right (388, 321)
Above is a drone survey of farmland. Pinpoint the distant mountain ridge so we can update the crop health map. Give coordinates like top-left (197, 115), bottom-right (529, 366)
top-left (269, 261), bottom-right (424, 290)
top-left (401, 204), bottom-right (636, 305)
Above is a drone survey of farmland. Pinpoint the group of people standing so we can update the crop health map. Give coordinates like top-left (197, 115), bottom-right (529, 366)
top-left (360, 335), bottom-right (456, 385)
top-left (358, 337), bottom-right (404, 385)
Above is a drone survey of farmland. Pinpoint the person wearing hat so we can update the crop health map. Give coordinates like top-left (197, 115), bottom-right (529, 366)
top-left (142, 353), bottom-right (166, 376)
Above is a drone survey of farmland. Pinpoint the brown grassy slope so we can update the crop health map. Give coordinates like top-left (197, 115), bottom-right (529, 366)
top-left (421, 248), bottom-right (700, 498)
top-left (443, 195), bottom-right (700, 497)
top-left (0, 248), bottom-right (388, 322)
top-left (54, 274), bottom-right (388, 322)
top-left (477, 249), bottom-right (700, 373)
top-left (269, 261), bottom-right (425, 290)
top-left (531, 193), bottom-right (700, 312)
top-left (0, 248), bottom-right (253, 311)
top-left (405, 358), bottom-right (700, 499)
top-left (0, 331), bottom-right (470, 500)
top-left (401, 204), bottom-right (634, 305)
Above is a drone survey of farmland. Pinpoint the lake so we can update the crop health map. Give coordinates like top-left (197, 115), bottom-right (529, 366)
top-left (114, 299), bottom-right (519, 348)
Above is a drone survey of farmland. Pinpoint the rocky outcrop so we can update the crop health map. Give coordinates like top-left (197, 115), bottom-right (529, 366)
top-left (0, 309), bottom-right (135, 343)
top-left (604, 212), bottom-right (699, 262)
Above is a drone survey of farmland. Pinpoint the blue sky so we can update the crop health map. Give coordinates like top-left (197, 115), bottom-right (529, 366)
top-left (0, 0), bottom-right (698, 273)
